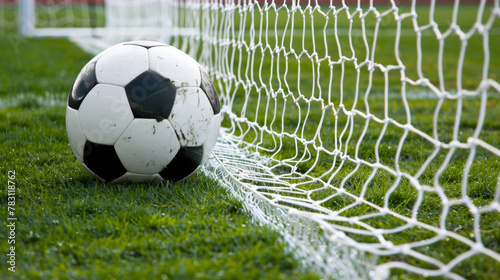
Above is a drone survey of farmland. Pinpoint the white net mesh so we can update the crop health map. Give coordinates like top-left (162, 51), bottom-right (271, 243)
top-left (5, 0), bottom-right (500, 278)
top-left (193, 0), bottom-right (500, 278)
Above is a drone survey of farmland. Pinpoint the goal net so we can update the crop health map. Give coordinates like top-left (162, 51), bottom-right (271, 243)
top-left (5, 0), bottom-right (500, 278)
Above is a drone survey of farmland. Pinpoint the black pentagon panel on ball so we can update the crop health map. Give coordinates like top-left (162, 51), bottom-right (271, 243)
top-left (68, 61), bottom-right (97, 110)
top-left (83, 141), bottom-right (127, 182)
top-left (159, 146), bottom-right (204, 181)
top-left (199, 66), bottom-right (221, 114)
top-left (125, 70), bottom-right (177, 120)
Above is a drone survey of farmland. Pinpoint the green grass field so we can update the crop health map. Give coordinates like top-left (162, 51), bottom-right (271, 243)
top-left (1, 2), bottom-right (500, 280)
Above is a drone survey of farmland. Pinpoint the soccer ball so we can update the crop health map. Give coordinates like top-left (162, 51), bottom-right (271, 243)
top-left (65, 41), bottom-right (221, 182)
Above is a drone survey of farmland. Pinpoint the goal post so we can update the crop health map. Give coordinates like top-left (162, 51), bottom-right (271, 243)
top-left (15, 0), bottom-right (187, 46)
top-left (17, 0), bottom-right (104, 36)
top-left (4, 0), bottom-right (500, 278)
top-left (19, 0), bottom-right (34, 35)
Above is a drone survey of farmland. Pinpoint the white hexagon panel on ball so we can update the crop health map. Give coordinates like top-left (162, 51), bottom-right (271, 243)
top-left (78, 84), bottom-right (134, 145)
top-left (114, 118), bottom-right (181, 174)
top-left (202, 113), bottom-right (222, 163)
top-left (148, 46), bottom-right (201, 88)
top-left (65, 107), bottom-right (87, 163)
top-left (96, 44), bottom-right (149, 87)
top-left (168, 87), bottom-right (214, 147)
